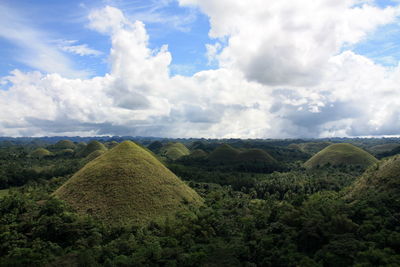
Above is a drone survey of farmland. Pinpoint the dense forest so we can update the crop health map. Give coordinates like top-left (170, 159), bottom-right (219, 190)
top-left (0, 137), bottom-right (399, 266)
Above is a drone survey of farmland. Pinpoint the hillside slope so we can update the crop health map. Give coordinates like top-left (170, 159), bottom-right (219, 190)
top-left (54, 141), bottom-right (203, 225)
top-left (304, 143), bottom-right (377, 169)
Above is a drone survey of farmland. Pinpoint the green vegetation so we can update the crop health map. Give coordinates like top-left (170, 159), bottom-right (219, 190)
top-left (82, 149), bottom-right (106, 164)
top-left (0, 138), bottom-right (399, 266)
top-left (208, 144), bottom-right (240, 164)
top-left (346, 155), bottom-right (400, 201)
top-left (54, 141), bottom-right (203, 225)
top-left (77, 140), bottom-right (107, 157)
top-left (368, 143), bottom-right (400, 155)
top-left (0, 188), bottom-right (8, 198)
top-left (56, 148), bottom-right (74, 156)
top-left (30, 148), bottom-right (52, 158)
top-left (289, 141), bottom-right (332, 154)
top-left (188, 149), bottom-right (208, 159)
top-left (304, 143), bottom-right (378, 169)
top-left (159, 142), bottom-right (190, 160)
top-left (147, 140), bottom-right (163, 153)
top-left (105, 141), bottom-right (119, 149)
top-left (53, 140), bottom-right (77, 150)
top-left (237, 148), bottom-right (277, 163)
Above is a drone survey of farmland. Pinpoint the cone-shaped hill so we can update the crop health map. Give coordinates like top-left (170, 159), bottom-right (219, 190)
top-left (160, 142), bottom-right (190, 160)
top-left (54, 141), bottom-right (203, 225)
top-left (208, 144), bottom-right (240, 164)
top-left (188, 149), bottom-right (208, 159)
top-left (237, 149), bottom-right (277, 164)
top-left (53, 140), bottom-right (76, 150)
top-left (30, 148), bottom-right (51, 158)
top-left (304, 143), bottom-right (377, 169)
top-left (345, 155), bottom-right (400, 202)
top-left (77, 140), bottom-right (107, 157)
top-left (81, 149), bottom-right (106, 165)
top-left (288, 142), bottom-right (331, 155)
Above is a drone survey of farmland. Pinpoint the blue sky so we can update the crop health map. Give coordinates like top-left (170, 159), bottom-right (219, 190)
top-left (1, 0), bottom-right (399, 79)
top-left (0, 0), bottom-right (214, 78)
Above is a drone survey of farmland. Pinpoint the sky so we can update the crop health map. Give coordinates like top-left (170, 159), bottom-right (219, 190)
top-left (1, 0), bottom-right (400, 138)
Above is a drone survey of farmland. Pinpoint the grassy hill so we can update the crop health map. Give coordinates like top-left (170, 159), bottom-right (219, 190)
top-left (160, 142), bottom-right (190, 161)
top-left (208, 144), bottom-right (240, 164)
top-left (288, 142), bottom-right (332, 155)
top-left (77, 140), bottom-right (107, 157)
top-left (56, 149), bottom-right (74, 156)
top-left (237, 148), bottom-right (277, 164)
top-left (188, 149), bottom-right (208, 159)
top-left (82, 150), bottom-right (106, 165)
top-left (304, 143), bottom-right (378, 169)
top-left (30, 148), bottom-right (51, 158)
top-left (345, 155), bottom-right (400, 201)
top-left (53, 140), bottom-right (76, 150)
top-left (53, 141), bottom-right (203, 225)
top-left (368, 143), bottom-right (400, 155)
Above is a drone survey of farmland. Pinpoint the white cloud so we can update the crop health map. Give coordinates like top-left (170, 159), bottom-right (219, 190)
top-left (60, 43), bottom-right (102, 56)
top-left (2, 4), bottom-right (400, 138)
top-left (180, 0), bottom-right (399, 86)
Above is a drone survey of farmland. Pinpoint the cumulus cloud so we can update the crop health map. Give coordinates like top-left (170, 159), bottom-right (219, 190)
top-left (180, 0), bottom-right (399, 86)
top-left (1, 3), bottom-right (400, 138)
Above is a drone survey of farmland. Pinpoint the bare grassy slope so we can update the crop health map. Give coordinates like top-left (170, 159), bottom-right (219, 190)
top-left (304, 143), bottom-right (377, 169)
top-left (345, 155), bottom-right (400, 200)
top-left (54, 141), bottom-right (203, 225)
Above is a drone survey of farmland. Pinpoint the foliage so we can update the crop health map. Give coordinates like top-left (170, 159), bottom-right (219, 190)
top-left (0, 139), bottom-right (399, 266)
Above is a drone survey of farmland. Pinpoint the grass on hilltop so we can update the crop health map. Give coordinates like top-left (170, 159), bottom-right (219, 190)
top-left (208, 144), bottom-right (240, 164)
top-left (237, 148), bottom-right (277, 164)
top-left (53, 140), bottom-right (76, 150)
top-left (289, 142), bottom-right (332, 155)
top-left (188, 149), bottom-right (208, 159)
top-left (54, 141), bottom-right (203, 225)
top-left (30, 148), bottom-right (52, 158)
top-left (77, 140), bottom-right (107, 157)
top-left (160, 142), bottom-right (190, 160)
top-left (304, 143), bottom-right (378, 169)
top-left (345, 155), bottom-right (400, 201)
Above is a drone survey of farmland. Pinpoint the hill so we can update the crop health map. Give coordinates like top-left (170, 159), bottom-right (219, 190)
top-left (53, 140), bottom-right (76, 150)
top-left (81, 150), bottom-right (106, 165)
top-left (208, 144), bottom-right (240, 164)
top-left (53, 141), bottom-right (203, 225)
top-left (30, 148), bottom-right (51, 158)
top-left (369, 143), bottom-right (400, 154)
top-left (56, 149), bottom-right (74, 156)
top-left (160, 142), bottom-right (190, 160)
top-left (345, 155), bottom-right (400, 201)
top-left (188, 149), bottom-right (208, 159)
top-left (77, 140), bottom-right (107, 157)
top-left (237, 148), bottom-right (277, 163)
top-left (304, 143), bottom-right (378, 169)
top-left (288, 142), bottom-right (332, 155)
top-left (147, 141), bottom-right (163, 153)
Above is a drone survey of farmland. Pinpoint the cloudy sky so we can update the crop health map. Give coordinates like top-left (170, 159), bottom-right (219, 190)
top-left (1, 0), bottom-right (400, 138)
